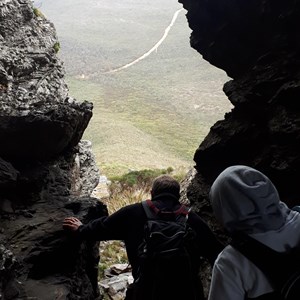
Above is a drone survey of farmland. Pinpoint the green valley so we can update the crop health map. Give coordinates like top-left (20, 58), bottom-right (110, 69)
top-left (36, 0), bottom-right (232, 176)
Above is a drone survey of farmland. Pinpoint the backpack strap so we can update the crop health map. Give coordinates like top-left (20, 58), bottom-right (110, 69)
top-left (142, 199), bottom-right (190, 221)
top-left (142, 200), bottom-right (157, 219)
top-left (231, 232), bottom-right (300, 288)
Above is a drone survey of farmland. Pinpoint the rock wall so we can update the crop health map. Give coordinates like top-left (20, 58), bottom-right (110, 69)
top-left (179, 0), bottom-right (300, 214)
top-left (2, 0), bottom-right (300, 298)
top-left (0, 1), bottom-right (107, 299)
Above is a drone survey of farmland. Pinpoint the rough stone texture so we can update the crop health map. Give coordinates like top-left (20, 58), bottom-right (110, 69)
top-left (0, 0), bottom-right (93, 161)
top-left (71, 140), bottom-right (101, 198)
top-left (3, 0), bottom-right (300, 298)
top-left (179, 0), bottom-right (300, 211)
top-left (99, 264), bottom-right (133, 300)
top-left (0, 1), bottom-right (107, 299)
top-left (178, 1), bottom-right (300, 296)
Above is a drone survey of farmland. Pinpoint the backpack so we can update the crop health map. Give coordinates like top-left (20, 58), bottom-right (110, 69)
top-left (132, 199), bottom-right (204, 300)
top-left (231, 233), bottom-right (300, 300)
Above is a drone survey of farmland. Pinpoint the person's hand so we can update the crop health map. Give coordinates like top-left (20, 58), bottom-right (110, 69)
top-left (63, 217), bottom-right (83, 231)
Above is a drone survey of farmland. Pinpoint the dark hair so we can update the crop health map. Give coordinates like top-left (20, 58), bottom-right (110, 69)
top-left (151, 175), bottom-right (180, 198)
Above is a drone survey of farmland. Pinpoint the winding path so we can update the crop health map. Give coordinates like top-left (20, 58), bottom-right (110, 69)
top-left (105, 8), bottom-right (184, 74)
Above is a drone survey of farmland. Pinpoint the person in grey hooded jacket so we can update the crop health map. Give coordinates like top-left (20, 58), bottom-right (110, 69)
top-left (208, 165), bottom-right (300, 300)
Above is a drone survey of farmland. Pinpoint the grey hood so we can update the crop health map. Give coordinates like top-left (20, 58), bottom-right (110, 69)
top-left (209, 165), bottom-right (290, 234)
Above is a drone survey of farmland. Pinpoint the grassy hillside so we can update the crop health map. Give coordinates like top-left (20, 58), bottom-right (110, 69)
top-left (36, 0), bottom-right (232, 177)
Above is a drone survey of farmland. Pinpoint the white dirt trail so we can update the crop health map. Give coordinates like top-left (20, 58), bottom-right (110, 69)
top-left (105, 8), bottom-right (184, 74)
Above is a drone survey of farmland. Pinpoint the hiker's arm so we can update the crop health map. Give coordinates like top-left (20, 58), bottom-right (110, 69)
top-left (202, 231), bottom-right (224, 265)
top-left (208, 255), bottom-right (245, 300)
top-left (96, 203), bottom-right (143, 240)
top-left (189, 212), bottom-right (224, 265)
top-left (63, 217), bottom-right (83, 231)
top-left (63, 216), bottom-right (115, 240)
top-left (63, 203), bottom-right (140, 241)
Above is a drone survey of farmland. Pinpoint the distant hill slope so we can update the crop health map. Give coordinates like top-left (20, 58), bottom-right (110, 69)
top-left (35, 0), bottom-right (232, 176)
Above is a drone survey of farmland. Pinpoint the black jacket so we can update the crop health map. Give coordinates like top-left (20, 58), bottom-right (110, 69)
top-left (78, 194), bottom-right (223, 280)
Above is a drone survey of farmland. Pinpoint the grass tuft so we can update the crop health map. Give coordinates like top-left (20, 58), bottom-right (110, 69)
top-left (33, 7), bottom-right (45, 18)
top-left (53, 42), bottom-right (60, 53)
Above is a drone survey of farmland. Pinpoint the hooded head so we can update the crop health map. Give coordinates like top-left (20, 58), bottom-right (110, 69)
top-left (209, 165), bottom-right (289, 234)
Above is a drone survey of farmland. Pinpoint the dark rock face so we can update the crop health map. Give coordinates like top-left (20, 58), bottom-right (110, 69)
top-left (179, 0), bottom-right (300, 211)
top-left (0, 0), bottom-right (93, 161)
top-left (179, 0), bottom-right (300, 79)
top-left (0, 1), bottom-right (107, 299)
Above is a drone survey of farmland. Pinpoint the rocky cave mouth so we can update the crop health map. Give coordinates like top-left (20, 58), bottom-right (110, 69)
top-left (1, 0), bottom-right (300, 299)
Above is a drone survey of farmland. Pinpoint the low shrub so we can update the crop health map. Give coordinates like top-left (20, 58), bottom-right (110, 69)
top-left (53, 42), bottom-right (60, 53)
top-left (33, 7), bottom-right (44, 18)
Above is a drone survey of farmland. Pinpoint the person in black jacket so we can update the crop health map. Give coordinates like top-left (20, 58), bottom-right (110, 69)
top-left (63, 175), bottom-right (223, 300)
